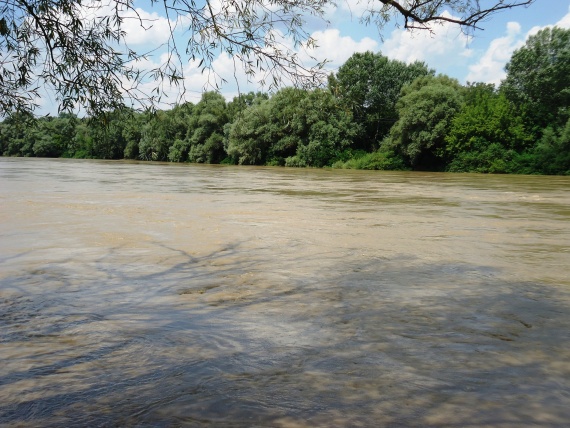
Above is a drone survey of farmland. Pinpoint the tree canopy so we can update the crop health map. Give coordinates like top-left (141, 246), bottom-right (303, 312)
top-left (385, 75), bottom-right (464, 169)
top-left (328, 52), bottom-right (433, 151)
top-left (501, 26), bottom-right (570, 131)
top-left (1, 0), bottom-right (535, 116)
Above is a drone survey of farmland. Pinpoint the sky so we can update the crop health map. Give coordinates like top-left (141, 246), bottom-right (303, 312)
top-left (35, 0), bottom-right (570, 114)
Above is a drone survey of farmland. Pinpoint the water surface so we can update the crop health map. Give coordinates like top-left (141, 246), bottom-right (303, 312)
top-left (1, 158), bottom-right (569, 426)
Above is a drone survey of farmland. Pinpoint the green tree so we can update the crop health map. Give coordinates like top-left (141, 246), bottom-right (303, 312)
top-left (0, 111), bottom-right (36, 156)
top-left (222, 92), bottom-right (269, 163)
top-left (87, 109), bottom-right (140, 159)
top-left (186, 92), bottom-right (228, 164)
top-left (329, 51), bottom-right (433, 150)
top-left (226, 92), bottom-right (269, 124)
top-left (445, 83), bottom-right (531, 172)
top-left (133, 104), bottom-right (193, 161)
top-left (265, 88), bottom-right (309, 164)
top-left (163, 103), bottom-right (194, 162)
top-left (226, 99), bottom-right (273, 165)
top-left (501, 26), bottom-right (570, 131)
top-left (287, 89), bottom-right (357, 167)
top-left (530, 118), bottom-right (570, 175)
top-left (1, 0), bottom-right (534, 116)
top-left (226, 88), bottom-right (309, 165)
top-left (71, 120), bottom-right (95, 159)
top-left (123, 111), bottom-right (150, 160)
top-left (138, 111), bottom-right (175, 161)
top-left (227, 87), bottom-right (357, 167)
top-left (0, 112), bottom-right (76, 157)
top-left (31, 114), bottom-right (78, 157)
top-left (385, 75), bottom-right (464, 170)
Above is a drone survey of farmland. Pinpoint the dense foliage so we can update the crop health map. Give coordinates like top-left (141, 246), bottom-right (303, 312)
top-left (1, 26), bottom-right (569, 175)
top-left (328, 52), bottom-right (433, 151)
top-left (385, 75), bottom-right (464, 170)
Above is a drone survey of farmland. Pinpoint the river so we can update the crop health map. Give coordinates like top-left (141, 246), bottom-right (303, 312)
top-left (1, 157), bottom-right (569, 426)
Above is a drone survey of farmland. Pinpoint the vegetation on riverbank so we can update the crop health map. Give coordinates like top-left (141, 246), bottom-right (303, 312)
top-left (1, 27), bottom-right (569, 175)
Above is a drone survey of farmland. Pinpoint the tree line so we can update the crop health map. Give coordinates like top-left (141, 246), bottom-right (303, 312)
top-left (1, 26), bottom-right (568, 175)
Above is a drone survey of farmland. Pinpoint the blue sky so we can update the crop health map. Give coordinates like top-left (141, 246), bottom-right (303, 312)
top-left (305, 0), bottom-right (570, 85)
top-left (34, 0), bottom-right (570, 113)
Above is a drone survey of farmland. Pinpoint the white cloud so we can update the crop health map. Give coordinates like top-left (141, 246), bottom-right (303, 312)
top-left (556, 6), bottom-right (570, 28)
top-left (123, 51), bottom-right (264, 109)
top-left (338, 0), bottom-right (373, 20)
top-left (465, 22), bottom-right (524, 85)
top-left (77, 1), bottom-right (172, 47)
top-left (380, 11), bottom-right (473, 67)
top-left (302, 29), bottom-right (378, 69)
top-left (120, 26), bottom-right (379, 109)
top-left (121, 8), bottom-right (175, 47)
top-left (465, 6), bottom-right (570, 85)
top-left (80, 0), bottom-right (376, 104)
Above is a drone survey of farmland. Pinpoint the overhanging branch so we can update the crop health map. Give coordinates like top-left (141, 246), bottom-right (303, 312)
top-left (378, 0), bottom-right (535, 31)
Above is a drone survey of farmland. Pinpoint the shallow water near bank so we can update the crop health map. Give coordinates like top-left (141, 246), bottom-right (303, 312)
top-left (1, 158), bottom-right (569, 426)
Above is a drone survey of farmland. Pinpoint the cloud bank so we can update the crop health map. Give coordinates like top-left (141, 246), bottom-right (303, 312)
top-left (466, 6), bottom-right (570, 85)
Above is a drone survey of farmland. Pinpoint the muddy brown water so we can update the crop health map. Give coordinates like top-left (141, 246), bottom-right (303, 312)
top-left (1, 157), bottom-right (569, 427)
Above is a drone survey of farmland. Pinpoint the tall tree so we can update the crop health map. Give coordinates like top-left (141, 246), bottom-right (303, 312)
top-left (138, 110), bottom-right (178, 161)
top-left (226, 92), bottom-right (269, 124)
top-left (445, 83), bottom-right (532, 173)
top-left (0, 111), bottom-right (35, 156)
top-left (501, 26), bottom-right (570, 132)
top-left (226, 88), bottom-right (308, 165)
top-left (329, 51), bottom-right (433, 150)
top-left (385, 75), bottom-right (464, 170)
top-left (186, 92), bottom-right (228, 164)
top-left (447, 83), bottom-right (531, 156)
top-left (289, 89), bottom-right (357, 167)
top-left (1, 0), bottom-right (535, 116)
top-left (89, 109), bottom-right (131, 159)
top-left (226, 98), bottom-right (273, 165)
top-left (530, 118), bottom-right (570, 175)
top-left (227, 87), bottom-right (357, 167)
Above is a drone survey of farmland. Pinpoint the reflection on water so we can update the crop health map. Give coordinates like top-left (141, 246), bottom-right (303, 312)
top-left (1, 158), bottom-right (569, 426)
